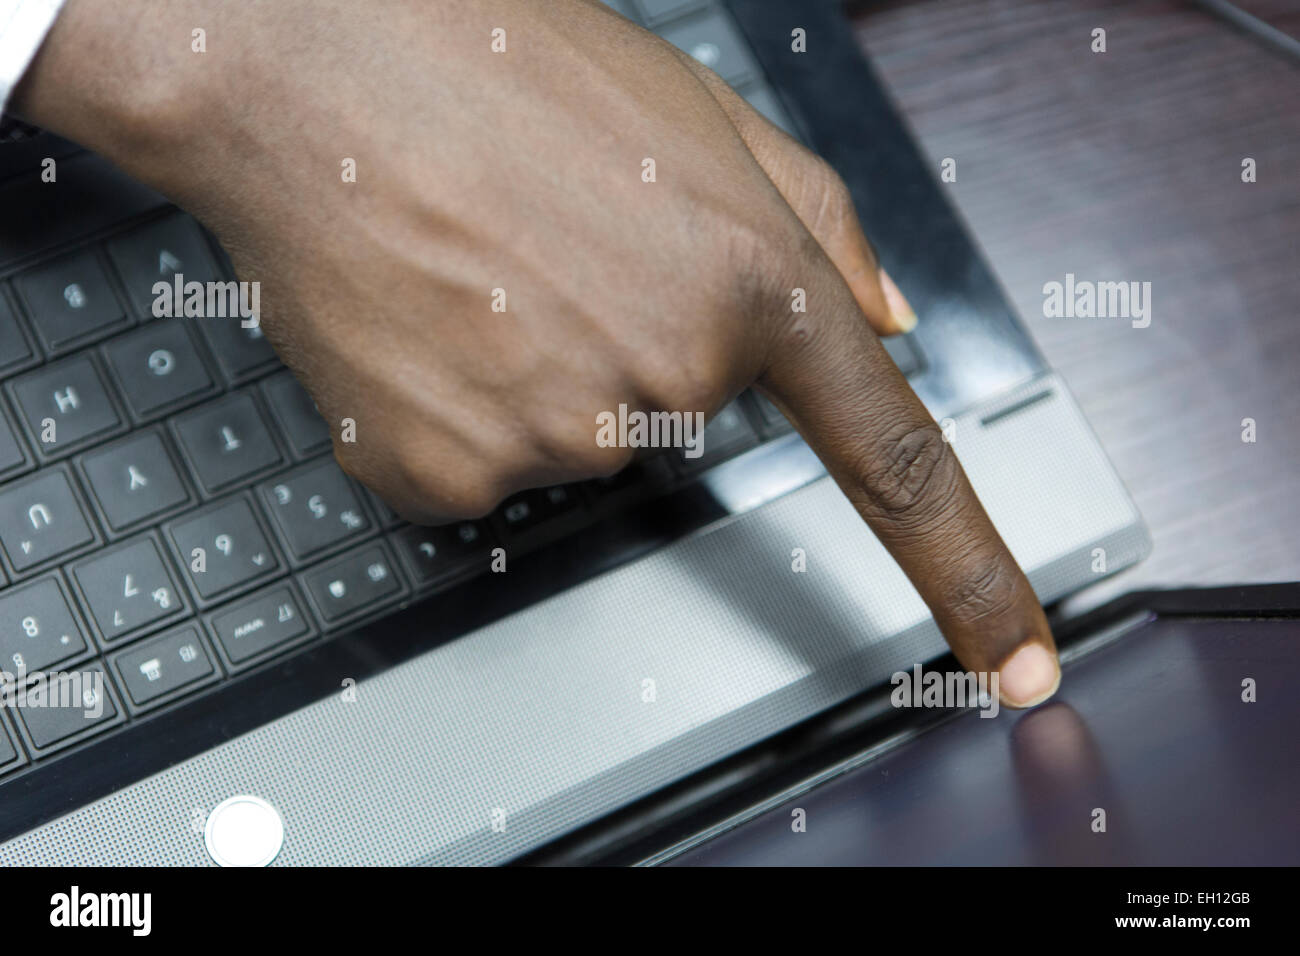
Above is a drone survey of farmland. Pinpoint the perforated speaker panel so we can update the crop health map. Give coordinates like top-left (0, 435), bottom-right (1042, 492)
top-left (0, 372), bottom-right (1147, 865)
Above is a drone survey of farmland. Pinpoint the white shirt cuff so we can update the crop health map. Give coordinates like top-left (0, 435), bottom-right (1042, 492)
top-left (0, 0), bottom-right (67, 113)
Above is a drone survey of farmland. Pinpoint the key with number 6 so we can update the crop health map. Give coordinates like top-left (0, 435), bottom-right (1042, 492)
top-left (164, 495), bottom-right (282, 605)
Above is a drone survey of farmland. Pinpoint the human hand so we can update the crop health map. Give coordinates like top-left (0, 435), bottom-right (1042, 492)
top-left (15, 0), bottom-right (1059, 706)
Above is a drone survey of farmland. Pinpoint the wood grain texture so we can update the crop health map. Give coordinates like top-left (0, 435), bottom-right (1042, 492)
top-left (851, 0), bottom-right (1300, 612)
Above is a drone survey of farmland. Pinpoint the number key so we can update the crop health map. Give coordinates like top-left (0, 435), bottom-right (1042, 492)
top-left (13, 249), bottom-right (128, 353)
top-left (196, 316), bottom-right (278, 383)
top-left (107, 214), bottom-right (222, 319)
top-left (103, 319), bottom-right (217, 419)
top-left (495, 485), bottom-right (581, 536)
top-left (0, 574), bottom-right (91, 677)
top-left (301, 543), bottom-right (404, 627)
top-left (206, 584), bottom-right (311, 669)
top-left (392, 520), bottom-right (494, 588)
top-left (14, 664), bottom-right (121, 754)
top-left (70, 535), bottom-right (187, 643)
top-left (108, 625), bottom-right (218, 711)
top-left (78, 429), bottom-right (192, 533)
top-left (165, 496), bottom-right (281, 605)
top-left (258, 459), bottom-right (372, 562)
top-left (260, 370), bottom-right (331, 458)
top-left (172, 392), bottom-right (282, 494)
top-left (0, 468), bottom-right (96, 572)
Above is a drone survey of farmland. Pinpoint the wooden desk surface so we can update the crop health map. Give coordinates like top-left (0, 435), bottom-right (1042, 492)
top-left (852, 0), bottom-right (1300, 612)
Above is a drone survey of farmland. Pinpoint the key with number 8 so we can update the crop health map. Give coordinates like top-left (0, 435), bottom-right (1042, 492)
top-left (0, 574), bottom-right (91, 675)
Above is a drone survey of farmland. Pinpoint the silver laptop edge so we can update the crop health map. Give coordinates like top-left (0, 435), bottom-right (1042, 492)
top-left (0, 370), bottom-right (1148, 864)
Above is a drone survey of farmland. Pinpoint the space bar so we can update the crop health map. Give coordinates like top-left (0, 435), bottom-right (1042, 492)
top-left (0, 151), bottom-right (169, 270)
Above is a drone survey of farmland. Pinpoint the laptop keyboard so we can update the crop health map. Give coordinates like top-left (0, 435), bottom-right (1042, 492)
top-left (0, 0), bottom-right (922, 775)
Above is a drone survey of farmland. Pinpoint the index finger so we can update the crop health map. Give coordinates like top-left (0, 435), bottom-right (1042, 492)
top-left (757, 264), bottom-right (1060, 709)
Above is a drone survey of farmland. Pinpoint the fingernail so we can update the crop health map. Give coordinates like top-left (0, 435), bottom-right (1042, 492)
top-left (998, 643), bottom-right (1060, 709)
top-left (879, 269), bottom-right (918, 333)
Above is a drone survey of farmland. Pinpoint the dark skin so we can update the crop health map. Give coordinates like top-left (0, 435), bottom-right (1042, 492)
top-left (13, 0), bottom-right (1061, 706)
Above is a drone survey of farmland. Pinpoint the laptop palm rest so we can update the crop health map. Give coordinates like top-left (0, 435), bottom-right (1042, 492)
top-left (0, 372), bottom-right (1148, 864)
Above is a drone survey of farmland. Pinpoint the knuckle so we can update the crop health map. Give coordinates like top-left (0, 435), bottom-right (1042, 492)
top-left (637, 352), bottom-right (726, 416)
top-left (389, 443), bottom-right (440, 495)
top-left (332, 443), bottom-right (366, 483)
top-left (732, 213), bottom-right (822, 306)
top-left (573, 441), bottom-right (635, 478)
top-left (441, 485), bottom-right (505, 521)
top-left (856, 419), bottom-right (960, 524)
top-left (532, 410), bottom-right (636, 477)
top-left (661, 368), bottom-right (721, 417)
top-left (812, 162), bottom-right (856, 228)
top-left (416, 475), bottom-right (504, 521)
top-left (332, 442), bottom-right (393, 501)
top-left (391, 445), bottom-right (506, 521)
top-left (802, 160), bottom-right (876, 269)
top-left (771, 306), bottom-right (826, 358)
top-left (940, 552), bottom-right (1023, 626)
top-left (732, 217), bottom-right (838, 364)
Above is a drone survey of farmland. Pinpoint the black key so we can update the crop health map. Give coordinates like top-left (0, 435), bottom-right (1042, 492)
top-left (107, 214), bottom-right (222, 318)
top-left (70, 536), bottom-right (186, 643)
top-left (78, 429), bottom-right (191, 532)
top-left (659, 11), bottom-right (759, 86)
top-left (172, 392), bottom-right (282, 494)
top-left (635, 0), bottom-right (707, 25)
top-left (881, 332), bottom-right (922, 378)
top-left (0, 469), bottom-right (95, 572)
top-left (207, 584), bottom-right (311, 668)
top-left (0, 403), bottom-right (30, 479)
top-left (302, 543), bottom-right (403, 625)
top-left (675, 401), bottom-right (757, 472)
top-left (196, 316), bottom-right (278, 383)
top-left (165, 496), bottom-right (281, 603)
top-left (258, 459), bottom-right (371, 562)
top-left (13, 249), bottom-right (129, 353)
top-left (0, 575), bottom-right (90, 676)
top-left (9, 354), bottom-right (124, 457)
top-left (584, 455), bottom-right (676, 502)
top-left (108, 624), bottom-right (218, 710)
top-left (260, 370), bottom-right (331, 458)
top-left (15, 665), bottom-right (120, 753)
top-left (366, 490), bottom-right (404, 529)
top-left (496, 485), bottom-right (582, 536)
top-left (103, 319), bottom-right (216, 419)
top-left (0, 719), bottom-right (19, 771)
top-left (0, 137), bottom-right (163, 266)
top-left (0, 290), bottom-right (36, 373)
top-left (392, 520), bottom-right (494, 587)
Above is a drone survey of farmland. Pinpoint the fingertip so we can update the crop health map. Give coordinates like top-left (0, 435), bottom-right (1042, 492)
top-left (878, 268), bottom-right (918, 334)
top-left (997, 641), bottom-right (1061, 709)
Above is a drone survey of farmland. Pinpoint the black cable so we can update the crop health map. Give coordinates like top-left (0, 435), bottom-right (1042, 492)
top-left (1187, 0), bottom-right (1300, 63)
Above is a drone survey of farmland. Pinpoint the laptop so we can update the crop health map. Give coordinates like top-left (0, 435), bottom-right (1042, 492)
top-left (0, 0), bottom-right (1149, 865)
top-left (578, 583), bottom-right (1300, 866)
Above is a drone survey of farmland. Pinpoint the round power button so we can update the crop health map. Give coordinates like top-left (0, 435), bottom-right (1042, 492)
top-left (204, 795), bottom-right (284, 867)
